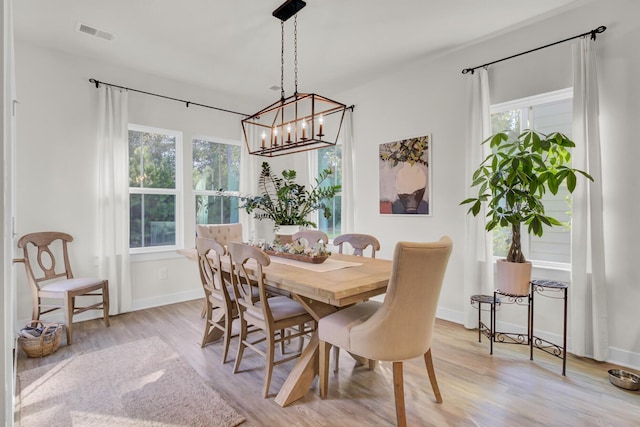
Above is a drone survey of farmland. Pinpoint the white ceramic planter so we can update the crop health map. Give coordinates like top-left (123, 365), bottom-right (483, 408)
top-left (275, 225), bottom-right (300, 244)
top-left (496, 259), bottom-right (532, 296)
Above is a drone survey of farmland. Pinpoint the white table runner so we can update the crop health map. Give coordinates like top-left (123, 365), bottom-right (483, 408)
top-left (268, 256), bottom-right (362, 272)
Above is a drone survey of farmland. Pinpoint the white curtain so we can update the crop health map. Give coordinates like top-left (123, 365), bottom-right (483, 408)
top-left (340, 109), bottom-right (355, 233)
top-left (96, 85), bottom-right (132, 314)
top-left (463, 68), bottom-right (494, 329)
top-left (570, 37), bottom-right (608, 360)
top-left (239, 127), bottom-right (258, 242)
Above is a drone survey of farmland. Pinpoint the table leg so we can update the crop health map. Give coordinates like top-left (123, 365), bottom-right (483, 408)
top-left (274, 294), bottom-right (337, 407)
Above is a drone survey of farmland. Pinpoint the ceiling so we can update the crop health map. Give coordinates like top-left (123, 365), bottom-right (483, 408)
top-left (14, 0), bottom-right (585, 106)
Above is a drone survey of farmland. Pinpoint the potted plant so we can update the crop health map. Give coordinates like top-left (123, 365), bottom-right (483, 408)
top-left (461, 130), bottom-right (593, 295)
top-left (241, 162), bottom-right (341, 239)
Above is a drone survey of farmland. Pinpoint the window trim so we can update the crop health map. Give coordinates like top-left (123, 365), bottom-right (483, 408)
top-left (128, 123), bottom-right (183, 255)
top-left (192, 135), bottom-right (243, 225)
top-left (489, 88), bottom-right (573, 270)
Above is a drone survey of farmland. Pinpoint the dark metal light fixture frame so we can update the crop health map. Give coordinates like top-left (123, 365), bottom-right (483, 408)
top-left (242, 0), bottom-right (348, 157)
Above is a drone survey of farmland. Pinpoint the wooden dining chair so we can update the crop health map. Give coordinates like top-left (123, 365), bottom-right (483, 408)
top-left (16, 231), bottom-right (110, 345)
top-left (331, 232), bottom-right (381, 370)
top-left (227, 242), bottom-right (316, 398)
top-left (292, 229), bottom-right (329, 245)
top-left (333, 233), bottom-right (381, 258)
top-left (318, 237), bottom-right (453, 427)
top-left (195, 223), bottom-right (243, 317)
top-left (196, 237), bottom-right (238, 363)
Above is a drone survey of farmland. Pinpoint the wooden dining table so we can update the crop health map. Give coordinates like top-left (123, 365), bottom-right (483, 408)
top-left (179, 248), bottom-right (392, 406)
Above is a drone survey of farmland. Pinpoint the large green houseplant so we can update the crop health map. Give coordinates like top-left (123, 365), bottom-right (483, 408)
top-left (461, 130), bottom-right (593, 294)
top-left (241, 161), bottom-right (341, 229)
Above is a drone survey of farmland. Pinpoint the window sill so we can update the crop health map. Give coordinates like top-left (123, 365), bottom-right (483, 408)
top-left (130, 249), bottom-right (184, 263)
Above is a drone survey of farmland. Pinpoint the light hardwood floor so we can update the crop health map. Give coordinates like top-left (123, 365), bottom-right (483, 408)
top-left (17, 299), bottom-right (639, 426)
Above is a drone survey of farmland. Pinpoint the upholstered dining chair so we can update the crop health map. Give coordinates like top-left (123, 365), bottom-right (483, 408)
top-left (196, 222), bottom-right (243, 245)
top-left (333, 233), bottom-right (381, 258)
top-left (292, 229), bottom-right (329, 245)
top-left (196, 237), bottom-right (239, 364)
top-left (318, 237), bottom-right (453, 427)
top-left (16, 231), bottom-right (110, 345)
top-left (227, 242), bottom-right (316, 398)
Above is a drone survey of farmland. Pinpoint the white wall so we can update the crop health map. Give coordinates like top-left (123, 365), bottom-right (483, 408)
top-left (12, 0), bottom-right (640, 369)
top-left (336, 0), bottom-right (640, 368)
top-left (13, 41), bottom-right (257, 319)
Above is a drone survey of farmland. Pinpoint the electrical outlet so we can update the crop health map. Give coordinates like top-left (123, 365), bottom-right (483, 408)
top-left (159, 268), bottom-right (168, 280)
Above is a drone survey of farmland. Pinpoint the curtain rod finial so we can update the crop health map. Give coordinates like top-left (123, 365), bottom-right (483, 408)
top-left (89, 78), bottom-right (100, 88)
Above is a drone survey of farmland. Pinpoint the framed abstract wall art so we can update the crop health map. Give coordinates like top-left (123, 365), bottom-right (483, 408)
top-left (379, 134), bottom-right (431, 215)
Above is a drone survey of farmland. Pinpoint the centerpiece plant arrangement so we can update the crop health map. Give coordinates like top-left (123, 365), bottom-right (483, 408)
top-left (241, 161), bottom-right (341, 229)
top-left (461, 130), bottom-right (593, 295)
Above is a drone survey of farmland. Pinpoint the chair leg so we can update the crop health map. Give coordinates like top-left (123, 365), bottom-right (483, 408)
top-left (102, 282), bottom-right (110, 327)
top-left (280, 329), bottom-right (286, 354)
top-left (319, 340), bottom-right (331, 398)
top-left (233, 318), bottom-right (247, 374)
top-left (200, 298), bottom-right (207, 318)
top-left (221, 310), bottom-right (232, 364)
top-left (423, 349), bottom-right (442, 403)
top-left (263, 330), bottom-right (275, 398)
top-left (64, 294), bottom-right (74, 345)
top-left (392, 361), bottom-right (407, 427)
top-left (333, 346), bottom-right (340, 371)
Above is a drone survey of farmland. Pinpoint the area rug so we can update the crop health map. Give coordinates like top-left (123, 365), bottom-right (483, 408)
top-left (16, 336), bottom-right (245, 427)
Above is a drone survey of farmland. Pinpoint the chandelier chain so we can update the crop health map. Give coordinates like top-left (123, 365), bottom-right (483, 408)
top-left (294, 15), bottom-right (298, 94)
top-left (280, 20), bottom-right (285, 100)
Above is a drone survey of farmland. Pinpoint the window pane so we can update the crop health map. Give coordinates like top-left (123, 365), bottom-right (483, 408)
top-left (317, 146), bottom-right (342, 237)
top-left (489, 94), bottom-right (573, 264)
top-left (192, 139), bottom-right (240, 191)
top-left (196, 195), bottom-right (239, 225)
top-left (129, 194), bottom-right (176, 248)
top-left (129, 129), bottom-right (176, 189)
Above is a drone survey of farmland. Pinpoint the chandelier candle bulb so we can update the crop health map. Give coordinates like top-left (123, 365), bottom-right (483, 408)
top-left (301, 121), bottom-right (307, 139)
top-left (318, 115), bottom-right (324, 137)
top-left (287, 125), bottom-right (292, 142)
top-left (261, 132), bottom-right (266, 148)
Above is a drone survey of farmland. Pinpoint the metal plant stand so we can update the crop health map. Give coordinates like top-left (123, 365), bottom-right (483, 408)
top-left (530, 279), bottom-right (568, 376)
top-left (469, 280), bottom-right (569, 376)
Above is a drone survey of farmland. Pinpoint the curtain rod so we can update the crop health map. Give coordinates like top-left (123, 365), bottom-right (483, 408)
top-left (88, 78), bottom-right (250, 117)
top-left (461, 25), bottom-right (606, 75)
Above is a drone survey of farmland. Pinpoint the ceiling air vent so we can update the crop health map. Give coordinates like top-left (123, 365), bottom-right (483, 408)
top-left (76, 22), bottom-right (115, 41)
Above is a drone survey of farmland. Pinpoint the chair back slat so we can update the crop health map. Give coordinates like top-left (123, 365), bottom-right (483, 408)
top-left (227, 242), bottom-right (272, 321)
top-left (292, 230), bottom-right (328, 245)
top-left (196, 237), bottom-right (227, 295)
top-left (17, 232), bottom-right (75, 287)
top-left (333, 233), bottom-right (381, 258)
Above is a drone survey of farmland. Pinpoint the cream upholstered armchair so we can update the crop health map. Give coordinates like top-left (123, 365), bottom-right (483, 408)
top-left (196, 223), bottom-right (243, 245)
top-left (318, 237), bottom-right (453, 427)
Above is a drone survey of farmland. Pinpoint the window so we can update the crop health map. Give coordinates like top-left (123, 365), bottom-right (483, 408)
top-left (317, 145), bottom-right (342, 239)
top-left (128, 124), bottom-right (182, 251)
top-left (192, 138), bottom-right (241, 225)
top-left (490, 88), bottom-right (573, 265)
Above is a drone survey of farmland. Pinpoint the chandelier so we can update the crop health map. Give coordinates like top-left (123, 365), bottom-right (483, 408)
top-left (242, 0), bottom-right (348, 157)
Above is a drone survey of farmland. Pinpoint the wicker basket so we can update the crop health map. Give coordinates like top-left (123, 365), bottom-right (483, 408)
top-left (18, 321), bottom-right (64, 358)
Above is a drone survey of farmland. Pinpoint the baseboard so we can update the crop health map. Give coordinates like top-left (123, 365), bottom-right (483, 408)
top-left (437, 308), bottom-right (640, 372)
top-left (131, 289), bottom-right (203, 311)
top-left (609, 346), bottom-right (640, 371)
